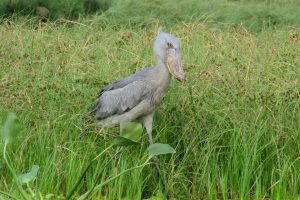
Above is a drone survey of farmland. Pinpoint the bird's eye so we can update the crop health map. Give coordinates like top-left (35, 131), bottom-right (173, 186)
top-left (166, 42), bottom-right (174, 49)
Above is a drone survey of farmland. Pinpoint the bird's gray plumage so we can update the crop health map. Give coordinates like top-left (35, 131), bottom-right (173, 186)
top-left (97, 67), bottom-right (153, 96)
top-left (89, 28), bottom-right (185, 143)
top-left (89, 67), bottom-right (158, 119)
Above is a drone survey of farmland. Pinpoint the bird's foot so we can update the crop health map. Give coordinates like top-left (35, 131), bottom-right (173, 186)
top-left (151, 156), bottom-right (161, 175)
top-left (151, 156), bottom-right (168, 194)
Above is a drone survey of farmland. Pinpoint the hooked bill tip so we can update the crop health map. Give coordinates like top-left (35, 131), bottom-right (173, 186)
top-left (175, 76), bottom-right (186, 83)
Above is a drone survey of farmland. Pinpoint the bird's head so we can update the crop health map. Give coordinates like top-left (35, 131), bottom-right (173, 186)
top-left (153, 28), bottom-right (186, 83)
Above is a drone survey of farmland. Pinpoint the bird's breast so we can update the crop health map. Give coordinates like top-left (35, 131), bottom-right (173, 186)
top-left (149, 78), bottom-right (170, 106)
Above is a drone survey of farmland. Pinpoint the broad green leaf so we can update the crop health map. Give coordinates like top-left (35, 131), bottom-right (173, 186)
top-left (147, 143), bottom-right (176, 156)
top-left (120, 122), bottom-right (143, 142)
top-left (112, 122), bottom-right (143, 147)
top-left (112, 136), bottom-right (139, 147)
top-left (1, 112), bottom-right (21, 143)
top-left (17, 165), bottom-right (39, 184)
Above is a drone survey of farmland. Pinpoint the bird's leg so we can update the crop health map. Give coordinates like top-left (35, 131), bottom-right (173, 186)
top-left (142, 113), bottom-right (162, 174)
top-left (142, 113), bottom-right (167, 194)
top-left (142, 113), bottom-right (154, 144)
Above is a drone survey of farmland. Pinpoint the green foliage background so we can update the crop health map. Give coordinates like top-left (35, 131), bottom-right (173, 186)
top-left (0, 0), bottom-right (111, 18)
top-left (0, 0), bottom-right (299, 199)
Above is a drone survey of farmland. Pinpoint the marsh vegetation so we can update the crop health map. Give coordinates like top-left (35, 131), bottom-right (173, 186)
top-left (0, 0), bottom-right (299, 199)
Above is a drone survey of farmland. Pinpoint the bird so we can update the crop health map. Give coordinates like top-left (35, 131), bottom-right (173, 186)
top-left (89, 28), bottom-right (186, 144)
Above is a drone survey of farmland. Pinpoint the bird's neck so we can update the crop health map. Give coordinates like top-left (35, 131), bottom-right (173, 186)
top-left (157, 58), bottom-right (170, 78)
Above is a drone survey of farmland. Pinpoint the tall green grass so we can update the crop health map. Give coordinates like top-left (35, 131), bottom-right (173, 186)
top-left (100, 0), bottom-right (300, 32)
top-left (0, 0), bottom-right (111, 18)
top-left (0, 0), bottom-right (300, 199)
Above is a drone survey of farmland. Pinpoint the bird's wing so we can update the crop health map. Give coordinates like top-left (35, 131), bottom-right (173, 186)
top-left (89, 80), bottom-right (151, 119)
top-left (97, 67), bottom-right (152, 96)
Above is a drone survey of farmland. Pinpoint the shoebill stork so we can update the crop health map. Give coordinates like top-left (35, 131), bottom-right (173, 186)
top-left (89, 29), bottom-right (186, 144)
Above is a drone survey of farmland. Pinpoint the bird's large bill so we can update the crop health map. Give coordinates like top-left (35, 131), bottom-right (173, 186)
top-left (166, 48), bottom-right (186, 83)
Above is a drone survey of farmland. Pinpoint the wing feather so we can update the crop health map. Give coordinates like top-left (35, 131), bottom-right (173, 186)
top-left (90, 80), bottom-right (151, 119)
top-left (98, 67), bottom-right (152, 96)
top-left (89, 67), bottom-right (155, 119)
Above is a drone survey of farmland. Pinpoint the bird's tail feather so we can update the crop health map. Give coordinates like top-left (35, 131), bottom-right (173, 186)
top-left (87, 100), bottom-right (101, 115)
